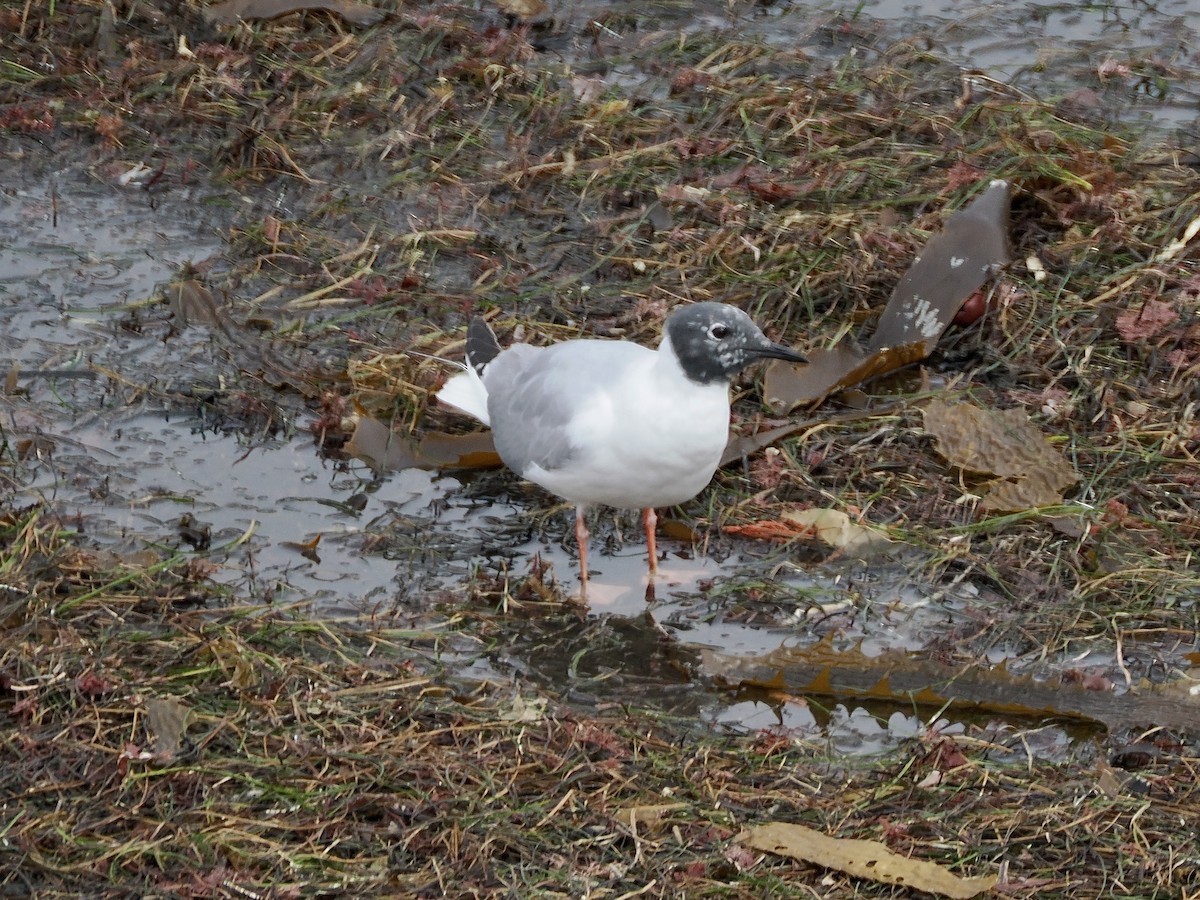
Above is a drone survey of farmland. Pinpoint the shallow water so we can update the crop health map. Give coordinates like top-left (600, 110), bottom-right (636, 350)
top-left (579, 0), bottom-right (1200, 136)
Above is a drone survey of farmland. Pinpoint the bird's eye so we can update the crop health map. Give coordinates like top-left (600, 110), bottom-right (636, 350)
top-left (709, 323), bottom-right (729, 340)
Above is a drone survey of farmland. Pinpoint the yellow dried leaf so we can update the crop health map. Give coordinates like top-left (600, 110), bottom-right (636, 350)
top-left (494, 0), bottom-right (547, 18)
top-left (781, 508), bottom-right (891, 556)
top-left (741, 822), bottom-right (997, 899)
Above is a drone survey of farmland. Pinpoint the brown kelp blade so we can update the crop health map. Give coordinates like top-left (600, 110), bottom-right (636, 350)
top-left (763, 180), bottom-right (1012, 413)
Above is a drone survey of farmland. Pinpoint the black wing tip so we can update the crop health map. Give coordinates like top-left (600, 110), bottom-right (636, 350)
top-left (466, 317), bottom-right (501, 374)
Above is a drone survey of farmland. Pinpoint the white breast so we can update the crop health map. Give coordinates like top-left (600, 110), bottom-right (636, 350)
top-left (526, 351), bottom-right (731, 510)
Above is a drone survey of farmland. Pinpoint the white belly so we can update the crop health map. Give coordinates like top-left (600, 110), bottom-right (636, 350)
top-left (527, 379), bottom-right (731, 510)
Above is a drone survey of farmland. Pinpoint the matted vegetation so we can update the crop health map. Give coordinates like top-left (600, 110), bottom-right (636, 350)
top-left (3, 0), bottom-right (1199, 896)
top-left (2, 503), bottom-right (1198, 897)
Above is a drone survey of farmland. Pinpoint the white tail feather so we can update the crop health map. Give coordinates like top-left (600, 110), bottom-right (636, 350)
top-left (435, 363), bottom-right (491, 426)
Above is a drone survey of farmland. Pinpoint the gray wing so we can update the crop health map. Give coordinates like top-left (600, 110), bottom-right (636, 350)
top-left (483, 340), bottom-right (646, 475)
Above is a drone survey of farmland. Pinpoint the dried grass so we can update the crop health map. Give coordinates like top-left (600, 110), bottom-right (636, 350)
top-left (3, 506), bottom-right (1198, 897)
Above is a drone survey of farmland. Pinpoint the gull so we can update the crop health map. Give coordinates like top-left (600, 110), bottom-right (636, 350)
top-left (436, 302), bottom-right (807, 593)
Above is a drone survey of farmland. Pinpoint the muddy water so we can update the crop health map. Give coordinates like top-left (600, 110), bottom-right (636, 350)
top-left (856, 0), bottom-right (1200, 133)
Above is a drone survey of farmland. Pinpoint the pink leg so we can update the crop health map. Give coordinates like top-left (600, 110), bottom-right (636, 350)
top-left (575, 506), bottom-right (590, 594)
top-left (643, 507), bottom-right (658, 575)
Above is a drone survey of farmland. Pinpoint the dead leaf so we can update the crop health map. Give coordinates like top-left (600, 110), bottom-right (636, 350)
top-left (94, 0), bottom-right (119, 62)
top-left (916, 769), bottom-right (943, 789)
top-left (1044, 513), bottom-right (1091, 538)
top-left (1115, 299), bottom-right (1178, 343)
top-left (724, 843), bottom-right (758, 871)
top-left (659, 518), bottom-right (701, 543)
top-left (493, 0), bottom-right (547, 19)
top-left (499, 694), bottom-right (547, 723)
top-left (13, 435), bottom-right (54, 460)
top-left (204, 639), bottom-right (258, 689)
top-left (925, 738), bottom-right (970, 771)
top-left (75, 672), bottom-right (115, 697)
top-left (281, 534), bottom-right (322, 563)
top-left (745, 173), bottom-right (811, 203)
top-left (345, 415), bottom-right (500, 471)
top-left (923, 399), bottom-right (1077, 511)
top-left (167, 279), bottom-right (227, 328)
top-left (646, 200), bottom-right (674, 232)
top-left (659, 184), bottom-right (712, 205)
top-left (741, 822), bottom-right (997, 898)
top-left (723, 519), bottom-right (807, 541)
top-left (146, 697), bottom-right (190, 762)
top-left (781, 508), bottom-right (892, 556)
top-left (1094, 759), bottom-right (1124, 799)
top-left (944, 160), bottom-right (987, 192)
top-left (206, 0), bottom-right (385, 26)
top-left (975, 475), bottom-right (1066, 512)
top-left (570, 75), bottom-right (606, 105)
